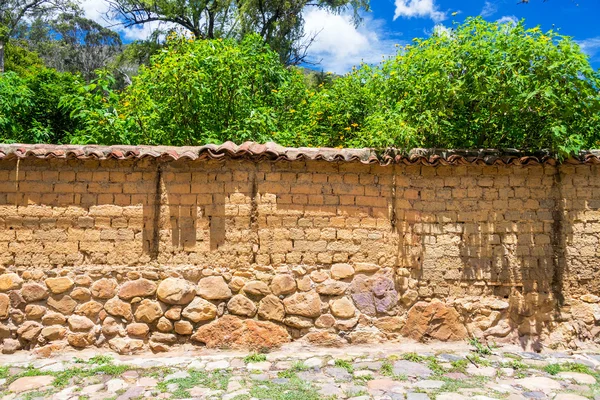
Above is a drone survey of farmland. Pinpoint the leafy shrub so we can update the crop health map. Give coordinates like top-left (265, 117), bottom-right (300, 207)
top-left (3, 17), bottom-right (600, 156)
top-left (61, 71), bottom-right (134, 144)
top-left (118, 34), bottom-right (306, 146)
top-left (0, 68), bottom-right (78, 143)
top-left (316, 17), bottom-right (600, 156)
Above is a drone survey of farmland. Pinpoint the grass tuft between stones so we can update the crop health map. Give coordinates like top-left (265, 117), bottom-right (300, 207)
top-left (244, 353), bottom-right (267, 364)
top-left (157, 369), bottom-right (230, 398)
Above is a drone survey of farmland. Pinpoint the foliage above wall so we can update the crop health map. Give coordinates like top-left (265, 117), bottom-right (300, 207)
top-left (1, 17), bottom-right (599, 157)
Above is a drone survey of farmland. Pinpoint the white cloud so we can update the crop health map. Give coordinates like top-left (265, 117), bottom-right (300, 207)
top-left (394, 0), bottom-right (447, 22)
top-left (496, 15), bottom-right (518, 26)
top-left (577, 37), bottom-right (600, 60)
top-left (304, 8), bottom-right (403, 74)
top-left (480, 1), bottom-right (497, 17)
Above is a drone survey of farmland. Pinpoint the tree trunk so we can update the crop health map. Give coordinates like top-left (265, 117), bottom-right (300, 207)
top-left (0, 40), bottom-right (4, 73)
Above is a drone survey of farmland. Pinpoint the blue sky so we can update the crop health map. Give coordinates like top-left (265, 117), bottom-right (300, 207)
top-left (81, 0), bottom-right (600, 74)
top-left (302, 0), bottom-right (600, 73)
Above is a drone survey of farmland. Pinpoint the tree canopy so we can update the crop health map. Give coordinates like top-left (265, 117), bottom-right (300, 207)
top-left (106, 0), bottom-right (369, 65)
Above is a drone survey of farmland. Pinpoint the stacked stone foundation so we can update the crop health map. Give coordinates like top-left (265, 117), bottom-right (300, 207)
top-left (0, 155), bottom-right (598, 354)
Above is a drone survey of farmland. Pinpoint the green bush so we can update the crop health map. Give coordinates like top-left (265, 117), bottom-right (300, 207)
top-left (308, 17), bottom-right (600, 156)
top-left (0, 68), bottom-right (78, 143)
top-left (116, 34), bottom-right (306, 146)
top-left (3, 17), bottom-right (600, 156)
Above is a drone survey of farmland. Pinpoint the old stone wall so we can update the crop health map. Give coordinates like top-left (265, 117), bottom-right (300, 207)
top-left (0, 156), bottom-right (598, 355)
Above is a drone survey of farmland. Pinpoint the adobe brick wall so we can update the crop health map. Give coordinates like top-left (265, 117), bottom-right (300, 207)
top-left (0, 156), bottom-right (597, 354)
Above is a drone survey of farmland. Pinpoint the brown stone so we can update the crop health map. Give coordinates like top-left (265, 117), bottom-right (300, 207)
top-left (283, 315), bottom-right (313, 329)
top-left (102, 316), bottom-right (121, 336)
top-left (74, 275), bottom-right (92, 287)
top-left (149, 341), bottom-right (169, 353)
top-left (8, 376), bottom-right (55, 393)
top-left (401, 300), bottom-right (467, 341)
top-left (242, 281), bottom-right (271, 296)
top-left (24, 304), bottom-right (46, 320)
top-left (296, 276), bottom-right (312, 291)
top-left (127, 323), bottom-right (149, 338)
top-left (21, 283), bottom-right (49, 302)
top-left (45, 277), bottom-right (74, 294)
top-left (42, 312), bottom-right (66, 326)
top-left (181, 297), bottom-right (217, 322)
top-left (354, 263), bottom-right (380, 273)
top-left (0, 324), bottom-right (9, 338)
top-left (47, 294), bottom-right (77, 315)
top-left (2, 338), bottom-right (20, 354)
top-left (227, 294), bottom-right (257, 317)
top-left (157, 278), bottom-right (196, 305)
top-left (9, 291), bottom-right (26, 309)
top-left (374, 316), bottom-right (405, 333)
top-left (156, 317), bottom-right (173, 332)
top-left (11, 309), bottom-right (24, 324)
top-left (316, 280), bottom-right (349, 296)
top-left (0, 293), bottom-right (9, 319)
top-left (68, 315), bottom-right (95, 332)
top-left (119, 279), bottom-right (157, 300)
top-left (197, 276), bottom-right (232, 300)
top-left (174, 320), bottom-right (193, 335)
top-left (41, 326), bottom-right (67, 341)
top-left (229, 277), bottom-right (247, 292)
top-left (191, 315), bottom-right (290, 349)
top-left (134, 299), bottom-right (164, 323)
top-left (68, 332), bottom-right (95, 348)
top-left (310, 270), bottom-right (329, 283)
top-left (17, 321), bottom-right (42, 341)
top-left (104, 298), bottom-right (133, 321)
top-left (335, 316), bottom-right (359, 331)
top-left (283, 291), bottom-right (321, 317)
top-left (70, 287), bottom-right (91, 302)
top-left (315, 314), bottom-right (336, 328)
top-left (270, 275), bottom-right (297, 296)
top-left (0, 273), bottom-right (22, 291)
top-left (151, 332), bottom-right (177, 344)
top-left (258, 294), bottom-right (285, 322)
top-left (303, 331), bottom-right (345, 347)
top-left (347, 327), bottom-right (385, 344)
top-left (349, 275), bottom-right (398, 316)
top-left (331, 263), bottom-right (355, 280)
top-left (165, 306), bottom-right (182, 320)
top-left (330, 297), bottom-right (356, 318)
top-left (581, 294), bottom-right (600, 303)
top-left (108, 337), bottom-right (144, 354)
top-left (91, 278), bottom-right (118, 299)
top-left (75, 301), bottom-right (104, 320)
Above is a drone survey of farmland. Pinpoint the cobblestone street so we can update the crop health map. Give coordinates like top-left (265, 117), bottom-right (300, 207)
top-left (0, 341), bottom-right (599, 399)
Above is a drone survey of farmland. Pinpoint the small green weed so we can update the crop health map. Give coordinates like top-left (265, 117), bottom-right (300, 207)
top-left (544, 362), bottom-right (596, 377)
top-left (427, 357), bottom-right (446, 376)
top-left (277, 369), bottom-right (297, 379)
top-left (158, 369), bottom-right (231, 398)
top-left (249, 376), bottom-right (325, 400)
top-left (354, 374), bottom-right (373, 383)
top-left (380, 360), bottom-right (393, 376)
top-left (544, 363), bottom-right (562, 375)
top-left (468, 355), bottom-right (492, 367)
top-left (450, 359), bottom-right (468, 373)
top-left (402, 352), bottom-right (425, 362)
top-left (334, 359), bottom-right (354, 373)
top-left (87, 355), bottom-right (114, 365)
top-left (468, 337), bottom-right (493, 356)
top-left (505, 360), bottom-right (527, 371)
top-left (244, 353), bottom-right (267, 364)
